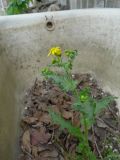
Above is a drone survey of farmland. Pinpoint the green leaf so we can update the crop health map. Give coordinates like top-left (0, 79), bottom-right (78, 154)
top-left (6, 0), bottom-right (31, 15)
top-left (65, 50), bottom-right (78, 60)
top-left (88, 151), bottom-right (97, 160)
top-left (73, 99), bottom-right (95, 127)
top-left (94, 96), bottom-right (115, 114)
top-left (76, 142), bottom-right (85, 153)
top-left (73, 92), bottom-right (116, 127)
top-left (18, 2), bottom-right (27, 11)
top-left (49, 110), bottom-right (83, 139)
top-left (43, 72), bottom-right (77, 92)
top-left (41, 67), bottom-right (53, 77)
top-left (60, 61), bottom-right (72, 71)
top-left (76, 142), bottom-right (97, 160)
top-left (58, 76), bottom-right (77, 92)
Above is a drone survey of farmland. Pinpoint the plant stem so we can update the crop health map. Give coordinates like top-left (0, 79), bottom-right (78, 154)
top-left (83, 116), bottom-right (88, 144)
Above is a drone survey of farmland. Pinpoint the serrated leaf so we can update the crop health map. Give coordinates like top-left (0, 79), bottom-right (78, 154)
top-left (7, 0), bottom-right (31, 15)
top-left (94, 96), bottom-right (115, 114)
top-left (49, 110), bottom-right (82, 139)
top-left (45, 72), bottom-right (77, 92)
top-left (73, 99), bottom-right (95, 127)
top-left (76, 142), bottom-right (85, 153)
top-left (73, 95), bottom-right (115, 127)
top-left (76, 142), bottom-right (97, 160)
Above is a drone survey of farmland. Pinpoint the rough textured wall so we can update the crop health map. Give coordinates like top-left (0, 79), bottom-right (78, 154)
top-left (0, 9), bottom-right (120, 101)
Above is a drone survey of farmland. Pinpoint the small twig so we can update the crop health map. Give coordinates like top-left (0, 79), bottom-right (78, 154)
top-left (92, 125), bottom-right (103, 160)
top-left (103, 118), bottom-right (117, 130)
top-left (23, 150), bottom-right (33, 158)
top-left (101, 131), bottom-right (107, 153)
top-left (96, 117), bottom-right (120, 137)
top-left (94, 140), bottom-right (103, 160)
top-left (108, 106), bottom-right (117, 119)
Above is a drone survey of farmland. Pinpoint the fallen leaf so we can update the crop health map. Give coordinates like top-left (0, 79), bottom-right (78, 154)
top-left (94, 127), bottom-right (106, 139)
top-left (32, 146), bottom-right (38, 158)
top-left (32, 122), bottom-right (42, 128)
top-left (69, 143), bottom-right (76, 153)
top-left (39, 112), bottom-right (51, 124)
top-left (96, 119), bottom-right (107, 128)
top-left (38, 103), bottom-right (49, 111)
top-left (52, 105), bottom-right (61, 114)
top-left (62, 110), bottom-right (73, 120)
top-left (39, 149), bottom-right (58, 158)
top-left (22, 117), bottom-right (38, 125)
top-left (22, 130), bottom-right (31, 153)
top-left (36, 157), bottom-right (58, 160)
top-left (37, 144), bottom-right (48, 152)
top-left (59, 155), bottom-right (64, 160)
top-left (30, 128), bottom-right (51, 145)
top-left (33, 111), bottom-right (42, 119)
top-left (72, 112), bottom-right (80, 127)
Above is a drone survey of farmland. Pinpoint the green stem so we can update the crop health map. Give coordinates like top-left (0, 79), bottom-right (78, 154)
top-left (83, 115), bottom-right (95, 160)
top-left (84, 117), bottom-right (88, 144)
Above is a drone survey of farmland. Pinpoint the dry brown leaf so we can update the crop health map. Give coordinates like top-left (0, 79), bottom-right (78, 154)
top-left (72, 112), bottom-right (80, 127)
top-left (22, 130), bottom-right (31, 153)
top-left (36, 157), bottom-right (58, 160)
top-left (37, 145), bottom-right (48, 152)
top-left (30, 128), bottom-right (51, 145)
top-left (96, 119), bottom-right (107, 128)
top-left (52, 105), bottom-right (61, 114)
top-left (39, 112), bottom-right (51, 124)
top-left (94, 127), bottom-right (106, 139)
top-left (22, 117), bottom-right (38, 125)
top-left (37, 144), bottom-right (57, 154)
top-left (69, 143), bottom-right (76, 153)
top-left (62, 110), bottom-right (73, 120)
top-left (39, 149), bottom-right (58, 158)
top-left (38, 103), bottom-right (49, 111)
top-left (32, 122), bottom-right (42, 128)
top-left (32, 146), bottom-right (38, 158)
top-left (33, 111), bottom-right (42, 119)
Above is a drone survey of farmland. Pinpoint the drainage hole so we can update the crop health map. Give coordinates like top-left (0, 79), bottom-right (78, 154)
top-left (46, 21), bottom-right (53, 29)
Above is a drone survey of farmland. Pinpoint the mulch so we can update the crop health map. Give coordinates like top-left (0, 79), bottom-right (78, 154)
top-left (18, 74), bottom-right (120, 160)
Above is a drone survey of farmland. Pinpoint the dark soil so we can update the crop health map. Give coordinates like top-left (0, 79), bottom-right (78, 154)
top-left (18, 74), bottom-right (120, 160)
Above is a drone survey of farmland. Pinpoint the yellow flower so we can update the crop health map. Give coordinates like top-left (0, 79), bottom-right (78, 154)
top-left (48, 47), bottom-right (62, 56)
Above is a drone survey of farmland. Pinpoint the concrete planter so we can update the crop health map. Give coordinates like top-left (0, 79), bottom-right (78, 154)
top-left (0, 9), bottom-right (120, 160)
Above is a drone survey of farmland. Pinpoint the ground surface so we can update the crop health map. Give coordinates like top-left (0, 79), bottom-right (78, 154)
top-left (18, 74), bottom-right (120, 160)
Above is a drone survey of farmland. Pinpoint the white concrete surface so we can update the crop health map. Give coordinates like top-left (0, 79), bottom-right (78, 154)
top-left (0, 9), bottom-right (120, 159)
top-left (0, 9), bottom-right (120, 101)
